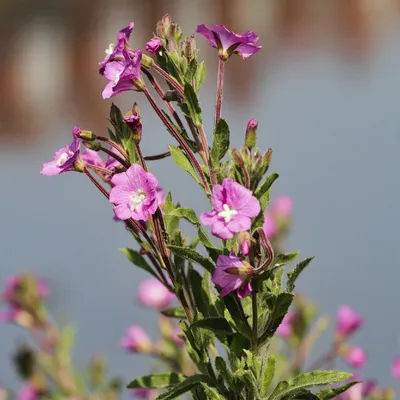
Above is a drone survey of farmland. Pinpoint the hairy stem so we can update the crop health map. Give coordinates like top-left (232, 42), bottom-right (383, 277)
top-left (152, 63), bottom-right (185, 96)
top-left (214, 58), bottom-right (225, 127)
top-left (96, 136), bottom-right (130, 165)
top-left (99, 145), bottom-right (130, 169)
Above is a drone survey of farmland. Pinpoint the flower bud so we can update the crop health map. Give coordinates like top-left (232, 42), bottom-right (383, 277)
top-left (245, 119), bottom-right (258, 150)
top-left (168, 22), bottom-right (182, 42)
top-left (335, 305), bottom-right (363, 339)
top-left (262, 148), bottom-right (273, 166)
top-left (83, 141), bottom-right (101, 152)
top-left (123, 113), bottom-right (142, 143)
top-left (141, 54), bottom-right (154, 68)
top-left (241, 146), bottom-right (251, 163)
top-left (146, 38), bottom-right (162, 54)
top-left (157, 14), bottom-right (172, 37)
top-left (341, 346), bottom-right (367, 369)
top-left (121, 325), bottom-right (152, 353)
top-left (231, 148), bottom-right (244, 166)
top-left (239, 231), bottom-right (251, 256)
top-left (78, 130), bottom-right (96, 141)
top-left (185, 35), bottom-right (196, 61)
top-left (89, 355), bottom-right (106, 388)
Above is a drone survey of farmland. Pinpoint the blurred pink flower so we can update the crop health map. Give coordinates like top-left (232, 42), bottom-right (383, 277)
top-left (336, 305), bottom-right (363, 337)
top-left (275, 313), bottom-right (294, 338)
top-left (344, 346), bottom-right (367, 369)
top-left (272, 196), bottom-right (294, 217)
top-left (121, 325), bottom-right (152, 353)
top-left (131, 388), bottom-right (157, 399)
top-left (391, 356), bottom-right (400, 379)
top-left (137, 278), bottom-right (175, 309)
top-left (263, 210), bottom-right (277, 238)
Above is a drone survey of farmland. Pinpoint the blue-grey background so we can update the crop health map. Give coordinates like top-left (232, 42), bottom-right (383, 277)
top-left (1, 0), bottom-right (400, 395)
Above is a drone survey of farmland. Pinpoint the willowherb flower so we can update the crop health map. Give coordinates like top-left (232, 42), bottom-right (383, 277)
top-left (263, 210), bottom-right (277, 238)
top-left (272, 196), bottom-right (294, 217)
top-left (336, 305), bottom-right (363, 338)
top-left (1, 275), bottom-right (49, 302)
top-left (145, 37), bottom-right (162, 53)
top-left (392, 356), bottom-right (400, 379)
top-left (40, 128), bottom-right (82, 176)
top-left (138, 278), bottom-right (175, 309)
top-left (171, 328), bottom-right (185, 346)
top-left (196, 24), bottom-right (261, 60)
top-left (81, 149), bottom-right (105, 168)
top-left (200, 178), bottom-right (260, 240)
top-left (131, 388), bottom-right (157, 399)
top-left (275, 313), bottom-right (294, 338)
top-left (102, 50), bottom-right (144, 99)
top-left (121, 325), bottom-right (152, 353)
top-left (109, 164), bottom-right (158, 221)
top-left (99, 22), bottom-right (134, 75)
top-left (245, 119), bottom-right (258, 149)
top-left (18, 383), bottom-right (41, 400)
top-left (212, 253), bottom-right (254, 298)
top-left (238, 231), bottom-right (251, 256)
top-left (343, 346), bottom-right (367, 369)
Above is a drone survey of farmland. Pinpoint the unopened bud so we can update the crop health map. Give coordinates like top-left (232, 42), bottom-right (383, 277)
top-left (89, 355), bottom-right (106, 388)
top-left (263, 148), bottom-right (273, 166)
top-left (141, 54), bottom-right (154, 68)
top-left (241, 146), bottom-right (251, 163)
top-left (168, 22), bottom-right (182, 42)
top-left (239, 232), bottom-right (251, 256)
top-left (123, 113), bottom-right (142, 143)
top-left (231, 148), bottom-right (244, 166)
top-left (78, 130), bottom-right (96, 141)
top-left (185, 35), bottom-right (196, 61)
top-left (245, 119), bottom-right (258, 149)
top-left (83, 141), bottom-right (101, 151)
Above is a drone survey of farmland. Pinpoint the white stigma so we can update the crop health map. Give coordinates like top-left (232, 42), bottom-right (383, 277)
top-left (129, 189), bottom-right (147, 212)
top-left (114, 71), bottom-right (122, 84)
top-left (105, 43), bottom-right (115, 55)
top-left (218, 204), bottom-right (238, 223)
top-left (56, 152), bottom-right (69, 167)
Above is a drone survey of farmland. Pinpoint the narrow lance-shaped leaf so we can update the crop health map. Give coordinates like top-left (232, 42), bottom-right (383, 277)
top-left (191, 317), bottom-right (234, 335)
top-left (316, 381), bottom-right (360, 399)
top-left (127, 372), bottom-right (186, 389)
top-left (120, 248), bottom-right (160, 281)
top-left (211, 119), bottom-right (230, 166)
top-left (169, 146), bottom-right (202, 186)
top-left (184, 82), bottom-right (203, 127)
top-left (287, 257), bottom-right (314, 292)
top-left (156, 374), bottom-right (211, 400)
top-left (160, 306), bottom-right (187, 319)
top-left (267, 371), bottom-right (353, 400)
top-left (168, 245), bottom-right (215, 273)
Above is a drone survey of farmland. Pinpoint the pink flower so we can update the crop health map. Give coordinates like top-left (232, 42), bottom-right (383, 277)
top-left (102, 50), bottom-right (143, 99)
top-left (110, 164), bottom-right (158, 221)
top-left (105, 146), bottom-right (124, 177)
top-left (146, 37), bottom-right (162, 54)
top-left (18, 384), bottom-right (40, 400)
top-left (155, 187), bottom-right (166, 208)
top-left (81, 149), bottom-right (105, 167)
top-left (196, 24), bottom-right (261, 60)
top-left (272, 196), bottom-right (294, 217)
top-left (171, 328), bottom-right (184, 346)
top-left (123, 113), bottom-right (142, 137)
top-left (336, 305), bottom-right (363, 337)
top-left (131, 388), bottom-right (157, 399)
top-left (263, 210), bottom-right (277, 238)
top-left (391, 356), bottom-right (400, 379)
top-left (41, 128), bottom-right (81, 176)
top-left (138, 278), bottom-right (175, 309)
top-left (200, 178), bottom-right (260, 240)
top-left (275, 313), bottom-right (294, 338)
top-left (212, 253), bottom-right (253, 298)
top-left (99, 22), bottom-right (134, 75)
top-left (121, 325), bottom-right (152, 353)
top-left (238, 231), bottom-right (251, 256)
top-left (344, 346), bottom-right (367, 369)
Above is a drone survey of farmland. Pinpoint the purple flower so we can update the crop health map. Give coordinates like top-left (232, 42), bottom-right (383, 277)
top-left (238, 231), bottom-right (251, 256)
top-left (155, 187), bottom-right (166, 209)
top-left (138, 278), bottom-right (175, 309)
top-left (344, 346), bottom-right (367, 369)
top-left (263, 210), bottom-right (277, 238)
top-left (81, 149), bottom-right (105, 167)
top-left (121, 325), bottom-right (152, 353)
top-left (110, 164), bottom-right (158, 221)
top-left (105, 146), bottom-right (124, 176)
top-left (41, 128), bottom-right (81, 176)
top-left (392, 356), bottom-right (400, 379)
top-left (196, 24), bottom-right (261, 60)
top-left (272, 196), bottom-right (294, 217)
top-left (212, 253), bottom-right (253, 298)
top-left (123, 113), bottom-right (142, 134)
top-left (2, 275), bottom-right (49, 301)
top-left (99, 22), bottom-right (134, 74)
top-left (171, 328), bottom-right (184, 346)
top-left (18, 384), bottom-right (40, 400)
top-left (146, 37), bottom-right (162, 54)
top-left (200, 178), bottom-right (260, 240)
top-left (102, 50), bottom-right (143, 99)
top-left (275, 313), bottom-right (294, 338)
top-left (131, 388), bottom-right (157, 399)
top-left (336, 305), bottom-right (363, 337)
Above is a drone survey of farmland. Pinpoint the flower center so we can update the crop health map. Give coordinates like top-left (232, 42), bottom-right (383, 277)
top-left (218, 204), bottom-right (238, 223)
top-left (56, 150), bottom-right (74, 167)
top-left (105, 43), bottom-right (115, 55)
top-left (129, 189), bottom-right (147, 212)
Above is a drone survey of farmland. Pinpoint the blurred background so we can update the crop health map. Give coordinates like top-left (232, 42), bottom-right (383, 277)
top-left (1, 0), bottom-right (400, 395)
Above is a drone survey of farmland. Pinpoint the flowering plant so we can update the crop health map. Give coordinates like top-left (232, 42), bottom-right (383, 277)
top-left (1, 14), bottom-right (398, 400)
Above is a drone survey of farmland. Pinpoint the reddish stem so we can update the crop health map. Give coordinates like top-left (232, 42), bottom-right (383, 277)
top-left (215, 58), bottom-right (225, 127)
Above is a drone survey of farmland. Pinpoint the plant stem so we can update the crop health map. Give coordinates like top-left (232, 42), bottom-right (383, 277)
top-left (144, 150), bottom-right (171, 161)
top-left (235, 297), bottom-right (252, 337)
top-left (96, 136), bottom-right (130, 164)
top-left (85, 163), bottom-right (114, 177)
top-left (152, 63), bottom-right (185, 96)
top-left (99, 145), bottom-right (130, 169)
top-left (199, 124), bottom-right (217, 186)
top-left (214, 58), bottom-right (225, 128)
top-left (141, 67), bottom-right (186, 134)
top-left (307, 344), bottom-right (339, 371)
top-left (143, 87), bottom-right (211, 194)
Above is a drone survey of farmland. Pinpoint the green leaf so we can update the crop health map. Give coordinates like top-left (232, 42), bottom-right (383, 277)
top-left (273, 253), bottom-right (300, 268)
top-left (316, 381), bottom-right (359, 399)
top-left (164, 193), bottom-right (180, 237)
top-left (120, 248), bottom-right (159, 280)
top-left (156, 374), bottom-right (210, 400)
top-left (261, 355), bottom-right (275, 397)
top-left (167, 207), bottom-right (199, 225)
top-left (287, 257), bottom-right (314, 292)
top-left (127, 372), bottom-right (186, 389)
top-left (199, 383), bottom-right (224, 399)
top-left (255, 173), bottom-right (279, 200)
top-left (262, 293), bottom-right (294, 341)
top-left (169, 145), bottom-right (202, 186)
top-left (211, 119), bottom-right (230, 166)
top-left (191, 317), bottom-right (233, 335)
top-left (215, 357), bottom-right (234, 389)
top-left (195, 61), bottom-right (207, 91)
top-left (168, 245), bottom-right (215, 273)
top-left (160, 306), bottom-right (187, 318)
top-left (183, 83), bottom-right (203, 127)
top-left (267, 371), bottom-right (353, 400)
top-left (56, 326), bottom-right (75, 365)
